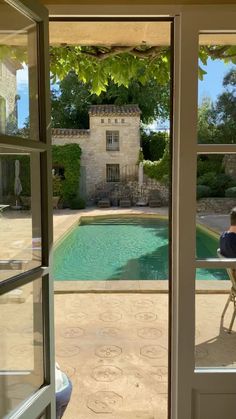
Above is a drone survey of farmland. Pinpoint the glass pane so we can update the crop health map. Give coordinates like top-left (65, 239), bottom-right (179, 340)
top-left (198, 33), bottom-right (236, 144)
top-left (0, 1), bottom-right (39, 139)
top-left (0, 148), bottom-right (41, 282)
top-left (0, 277), bottom-right (44, 417)
top-left (195, 269), bottom-right (236, 368)
top-left (50, 18), bottom-right (172, 419)
top-left (196, 153), bottom-right (236, 262)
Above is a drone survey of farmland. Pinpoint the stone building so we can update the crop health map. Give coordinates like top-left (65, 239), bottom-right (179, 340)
top-left (0, 59), bottom-right (19, 133)
top-left (52, 104), bottom-right (141, 200)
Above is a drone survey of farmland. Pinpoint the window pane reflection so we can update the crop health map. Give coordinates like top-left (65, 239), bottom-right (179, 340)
top-left (0, 1), bottom-right (39, 139)
top-left (0, 277), bottom-right (44, 417)
top-left (0, 148), bottom-right (42, 282)
top-left (198, 33), bottom-right (236, 145)
top-left (196, 153), bottom-right (236, 262)
top-left (195, 269), bottom-right (236, 369)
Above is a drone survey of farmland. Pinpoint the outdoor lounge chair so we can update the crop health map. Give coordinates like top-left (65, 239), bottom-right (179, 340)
top-left (217, 248), bottom-right (236, 333)
top-left (119, 198), bottom-right (132, 207)
top-left (97, 197), bottom-right (110, 208)
top-left (148, 189), bottom-right (162, 207)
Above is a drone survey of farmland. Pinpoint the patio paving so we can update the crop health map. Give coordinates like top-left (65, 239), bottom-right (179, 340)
top-left (55, 293), bottom-right (168, 419)
top-left (1, 207), bottom-right (236, 418)
top-left (54, 292), bottom-right (236, 419)
top-left (52, 208), bottom-right (235, 418)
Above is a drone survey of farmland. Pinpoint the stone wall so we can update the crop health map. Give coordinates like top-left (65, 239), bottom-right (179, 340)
top-left (52, 114), bottom-right (140, 198)
top-left (0, 60), bottom-right (17, 132)
top-left (197, 198), bottom-right (236, 213)
top-left (92, 177), bottom-right (169, 206)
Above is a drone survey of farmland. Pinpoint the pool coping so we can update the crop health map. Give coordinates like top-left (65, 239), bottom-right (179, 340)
top-left (54, 279), bottom-right (230, 293)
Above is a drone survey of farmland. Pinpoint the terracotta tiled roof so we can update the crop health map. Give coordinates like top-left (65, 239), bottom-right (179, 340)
top-left (52, 128), bottom-right (89, 136)
top-left (89, 104), bottom-right (141, 116)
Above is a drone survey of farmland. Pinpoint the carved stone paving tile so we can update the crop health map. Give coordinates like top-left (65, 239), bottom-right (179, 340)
top-left (71, 299), bottom-right (84, 309)
top-left (9, 344), bottom-right (34, 358)
top-left (104, 298), bottom-right (121, 307)
top-left (61, 327), bottom-right (84, 338)
top-left (66, 312), bottom-right (87, 322)
top-left (140, 345), bottom-right (167, 359)
top-left (95, 345), bottom-right (122, 359)
top-left (0, 326), bottom-right (6, 334)
top-left (137, 327), bottom-right (162, 339)
top-left (133, 299), bottom-right (154, 310)
top-left (62, 365), bottom-right (77, 379)
top-left (91, 365), bottom-right (123, 382)
top-left (150, 366), bottom-right (168, 382)
top-left (135, 312), bottom-right (157, 322)
top-left (99, 327), bottom-right (120, 337)
top-left (87, 391), bottom-right (123, 413)
top-left (56, 344), bottom-right (80, 358)
top-left (99, 311), bottom-right (122, 322)
top-left (22, 326), bottom-right (33, 334)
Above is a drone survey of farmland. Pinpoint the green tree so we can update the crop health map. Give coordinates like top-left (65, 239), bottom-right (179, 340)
top-left (51, 71), bottom-right (170, 128)
top-left (197, 97), bottom-right (217, 144)
top-left (215, 68), bottom-right (236, 144)
top-left (197, 69), bottom-right (236, 145)
top-left (51, 72), bottom-right (93, 128)
top-left (50, 45), bottom-right (170, 95)
top-left (1, 43), bottom-right (236, 95)
top-left (50, 44), bottom-right (236, 95)
top-left (196, 69), bottom-right (236, 192)
top-left (141, 130), bottom-right (168, 161)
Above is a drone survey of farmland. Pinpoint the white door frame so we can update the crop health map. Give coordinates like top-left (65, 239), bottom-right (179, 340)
top-left (172, 8), bottom-right (236, 419)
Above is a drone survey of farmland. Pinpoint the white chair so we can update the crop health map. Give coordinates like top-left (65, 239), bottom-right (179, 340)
top-left (217, 248), bottom-right (236, 333)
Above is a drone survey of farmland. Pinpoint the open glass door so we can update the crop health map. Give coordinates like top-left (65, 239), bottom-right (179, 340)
top-left (0, 1), bottom-right (54, 418)
top-left (172, 8), bottom-right (236, 419)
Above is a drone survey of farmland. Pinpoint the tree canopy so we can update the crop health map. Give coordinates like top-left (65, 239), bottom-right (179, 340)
top-left (50, 45), bottom-right (170, 95)
top-left (1, 42), bottom-right (236, 94)
top-left (198, 68), bottom-right (236, 144)
top-left (49, 44), bottom-right (236, 94)
top-left (51, 71), bottom-right (170, 128)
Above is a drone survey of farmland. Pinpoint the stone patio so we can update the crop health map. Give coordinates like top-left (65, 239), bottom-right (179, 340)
top-left (1, 207), bottom-right (236, 418)
top-left (54, 292), bottom-right (236, 419)
top-left (52, 208), bottom-right (236, 418)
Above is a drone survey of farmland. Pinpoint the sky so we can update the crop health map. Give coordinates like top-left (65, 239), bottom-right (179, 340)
top-left (16, 64), bottom-right (29, 128)
top-left (198, 58), bottom-right (233, 104)
top-left (16, 58), bottom-right (235, 129)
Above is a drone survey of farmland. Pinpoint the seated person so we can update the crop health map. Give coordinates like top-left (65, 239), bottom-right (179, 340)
top-left (220, 207), bottom-right (236, 258)
top-left (56, 363), bottom-right (72, 419)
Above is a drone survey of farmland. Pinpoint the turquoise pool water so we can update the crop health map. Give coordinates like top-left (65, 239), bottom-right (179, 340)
top-left (53, 217), bottom-right (228, 281)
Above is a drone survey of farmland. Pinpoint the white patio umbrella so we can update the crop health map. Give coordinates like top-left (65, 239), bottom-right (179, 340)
top-left (14, 160), bottom-right (22, 201)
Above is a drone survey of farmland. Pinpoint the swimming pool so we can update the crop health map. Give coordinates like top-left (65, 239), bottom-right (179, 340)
top-left (53, 216), bottom-right (227, 281)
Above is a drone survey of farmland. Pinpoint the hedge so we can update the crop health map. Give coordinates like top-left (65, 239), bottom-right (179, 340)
top-left (197, 172), bottom-right (234, 197)
top-left (143, 144), bottom-right (170, 185)
top-left (197, 185), bottom-right (211, 199)
top-left (225, 187), bottom-right (236, 198)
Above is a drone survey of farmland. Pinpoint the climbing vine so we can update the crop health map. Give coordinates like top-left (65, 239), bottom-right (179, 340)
top-left (52, 143), bottom-right (82, 203)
